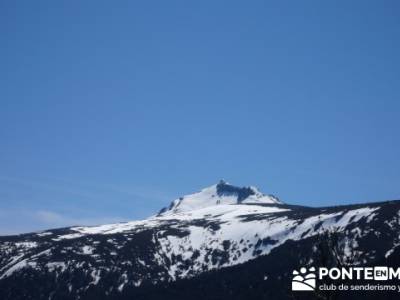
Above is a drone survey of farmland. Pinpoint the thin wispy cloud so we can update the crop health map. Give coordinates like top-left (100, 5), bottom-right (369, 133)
top-left (0, 175), bottom-right (172, 203)
top-left (0, 208), bottom-right (128, 235)
top-left (34, 210), bottom-right (127, 228)
top-left (0, 176), bottom-right (102, 201)
top-left (0, 175), bottom-right (173, 235)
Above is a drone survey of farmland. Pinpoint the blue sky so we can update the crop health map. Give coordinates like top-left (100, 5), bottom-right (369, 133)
top-left (1, 1), bottom-right (399, 234)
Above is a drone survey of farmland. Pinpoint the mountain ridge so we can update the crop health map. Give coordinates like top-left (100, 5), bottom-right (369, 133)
top-left (0, 183), bottom-right (399, 299)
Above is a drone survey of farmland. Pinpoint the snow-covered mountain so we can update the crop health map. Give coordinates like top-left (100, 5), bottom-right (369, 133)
top-left (0, 182), bottom-right (399, 300)
top-left (158, 180), bottom-right (281, 215)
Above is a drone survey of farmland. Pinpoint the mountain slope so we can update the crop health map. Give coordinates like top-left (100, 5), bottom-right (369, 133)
top-left (0, 182), bottom-right (399, 300)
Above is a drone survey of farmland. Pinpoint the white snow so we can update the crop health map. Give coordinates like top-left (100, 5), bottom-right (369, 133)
top-left (53, 233), bottom-right (83, 241)
top-left (0, 254), bottom-right (24, 273)
top-left (36, 232), bottom-right (53, 237)
top-left (32, 248), bottom-right (52, 258)
top-left (15, 241), bottom-right (38, 249)
top-left (166, 184), bottom-right (238, 213)
top-left (89, 269), bottom-right (101, 285)
top-left (118, 273), bottom-right (128, 292)
top-left (81, 245), bottom-right (95, 255)
top-left (0, 259), bottom-right (37, 279)
top-left (385, 242), bottom-right (400, 258)
top-left (46, 262), bottom-right (67, 273)
top-left (152, 206), bottom-right (382, 280)
top-left (161, 182), bottom-right (281, 215)
top-left (334, 207), bottom-right (380, 228)
top-left (60, 204), bottom-right (287, 238)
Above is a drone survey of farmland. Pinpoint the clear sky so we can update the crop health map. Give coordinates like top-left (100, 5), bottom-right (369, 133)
top-left (1, 1), bottom-right (399, 234)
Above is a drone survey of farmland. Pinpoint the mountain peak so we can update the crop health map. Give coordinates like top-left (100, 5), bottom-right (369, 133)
top-left (158, 181), bottom-right (282, 215)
